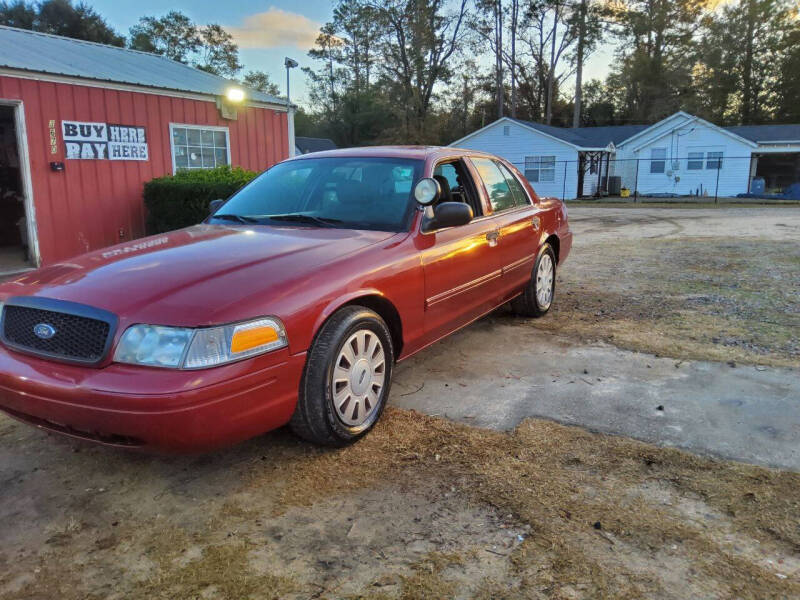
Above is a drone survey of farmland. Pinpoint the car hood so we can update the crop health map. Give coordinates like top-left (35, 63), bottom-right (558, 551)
top-left (1, 224), bottom-right (398, 326)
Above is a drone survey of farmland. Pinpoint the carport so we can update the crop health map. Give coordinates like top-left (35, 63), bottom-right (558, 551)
top-left (750, 151), bottom-right (800, 192)
top-left (728, 124), bottom-right (800, 195)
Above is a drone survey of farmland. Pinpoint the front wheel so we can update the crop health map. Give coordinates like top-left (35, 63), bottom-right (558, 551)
top-left (290, 306), bottom-right (394, 446)
top-left (511, 243), bottom-right (556, 318)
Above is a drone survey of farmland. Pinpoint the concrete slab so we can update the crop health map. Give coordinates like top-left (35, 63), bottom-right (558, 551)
top-left (391, 313), bottom-right (800, 471)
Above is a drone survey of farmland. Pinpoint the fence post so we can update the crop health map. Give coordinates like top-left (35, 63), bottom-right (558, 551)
top-left (714, 162), bottom-right (721, 204)
top-left (562, 160), bottom-right (567, 201)
top-left (633, 158), bottom-right (639, 203)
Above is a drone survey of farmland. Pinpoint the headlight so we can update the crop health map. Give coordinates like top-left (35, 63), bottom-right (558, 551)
top-left (114, 317), bottom-right (287, 369)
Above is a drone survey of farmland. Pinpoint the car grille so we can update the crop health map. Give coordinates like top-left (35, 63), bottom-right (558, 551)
top-left (2, 304), bottom-right (112, 363)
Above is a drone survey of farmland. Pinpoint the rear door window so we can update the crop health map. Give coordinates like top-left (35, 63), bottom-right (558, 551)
top-left (471, 157), bottom-right (517, 213)
top-left (495, 161), bottom-right (530, 206)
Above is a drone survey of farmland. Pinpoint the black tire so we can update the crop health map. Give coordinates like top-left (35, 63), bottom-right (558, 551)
top-left (511, 243), bottom-right (556, 318)
top-left (290, 305), bottom-right (394, 446)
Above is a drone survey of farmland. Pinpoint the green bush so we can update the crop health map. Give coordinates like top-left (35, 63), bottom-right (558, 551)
top-left (143, 166), bottom-right (258, 234)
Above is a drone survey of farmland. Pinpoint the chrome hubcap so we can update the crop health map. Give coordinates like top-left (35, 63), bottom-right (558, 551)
top-left (536, 254), bottom-right (554, 308)
top-left (332, 330), bottom-right (385, 426)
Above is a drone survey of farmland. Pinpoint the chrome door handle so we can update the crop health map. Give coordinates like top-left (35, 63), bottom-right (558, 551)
top-left (486, 230), bottom-right (499, 247)
top-left (532, 216), bottom-right (541, 229)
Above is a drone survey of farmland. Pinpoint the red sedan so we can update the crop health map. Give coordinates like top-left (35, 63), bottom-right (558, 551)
top-left (0, 147), bottom-right (572, 452)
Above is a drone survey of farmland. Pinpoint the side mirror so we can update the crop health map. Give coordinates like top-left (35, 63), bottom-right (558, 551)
top-left (423, 202), bottom-right (473, 232)
top-left (414, 177), bottom-right (441, 205)
top-left (209, 198), bottom-right (225, 214)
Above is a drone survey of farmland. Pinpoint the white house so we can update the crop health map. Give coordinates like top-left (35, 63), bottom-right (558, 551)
top-left (450, 111), bottom-right (800, 200)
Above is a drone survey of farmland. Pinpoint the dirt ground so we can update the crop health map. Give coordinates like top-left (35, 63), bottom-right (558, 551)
top-left (1, 206), bottom-right (799, 599)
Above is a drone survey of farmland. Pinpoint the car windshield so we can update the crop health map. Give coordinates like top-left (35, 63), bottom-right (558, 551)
top-left (209, 156), bottom-right (424, 232)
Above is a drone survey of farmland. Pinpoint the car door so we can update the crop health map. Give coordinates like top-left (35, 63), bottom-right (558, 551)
top-left (418, 159), bottom-right (504, 343)
top-left (469, 156), bottom-right (541, 300)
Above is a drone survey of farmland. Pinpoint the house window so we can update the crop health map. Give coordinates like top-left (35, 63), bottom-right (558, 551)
top-left (687, 151), bottom-right (704, 170)
top-left (170, 124), bottom-right (230, 171)
top-left (503, 125), bottom-right (510, 136)
top-left (650, 148), bottom-right (666, 174)
top-left (706, 151), bottom-right (723, 170)
top-left (524, 156), bottom-right (555, 183)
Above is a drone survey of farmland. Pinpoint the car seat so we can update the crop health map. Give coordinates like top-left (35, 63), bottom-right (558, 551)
top-left (432, 175), bottom-right (453, 205)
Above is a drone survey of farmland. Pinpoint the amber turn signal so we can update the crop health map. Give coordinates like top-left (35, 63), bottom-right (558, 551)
top-left (231, 324), bottom-right (280, 354)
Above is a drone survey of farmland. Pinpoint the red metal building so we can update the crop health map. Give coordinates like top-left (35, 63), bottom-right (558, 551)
top-left (0, 26), bottom-right (293, 275)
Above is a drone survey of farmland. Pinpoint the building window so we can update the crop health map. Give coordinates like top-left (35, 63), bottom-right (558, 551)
top-left (650, 148), bottom-right (666, 174)
top-left (503, 125), bottom-right (510, 136)
top-left (706, 151), bottom-right (723, 170)
top-left (687, 151), bottom-right (704, 170)
top-left (524, 155), bottom-right (555, 183)
top-left (170, 124), bottom-right (230, 171)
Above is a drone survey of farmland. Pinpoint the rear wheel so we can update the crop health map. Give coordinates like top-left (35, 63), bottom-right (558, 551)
top-left (290, 306), bottom-right (394, 445)
top-left (511, 243), bottom-right (556, 318)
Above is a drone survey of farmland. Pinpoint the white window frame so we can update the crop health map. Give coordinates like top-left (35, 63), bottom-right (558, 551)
top-left (687, 151), bottom-right (704, 170)
top-left (169, 123), bottom-right (231, 174)
top-left (650, 147), bottom-right (666, 174)
top-left (524, 155), bottom-right (555, 183)
top-left (706, 151), bottom-right (723, 170)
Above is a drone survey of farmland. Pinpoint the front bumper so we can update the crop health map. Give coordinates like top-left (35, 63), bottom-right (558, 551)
top-left (0, 345), bottom-right (306, 453)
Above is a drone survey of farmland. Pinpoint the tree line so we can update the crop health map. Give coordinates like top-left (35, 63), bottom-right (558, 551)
top-left (2, 0), bottom-right (798, 149)
top-left (301, 0), bottom-right (800, 146)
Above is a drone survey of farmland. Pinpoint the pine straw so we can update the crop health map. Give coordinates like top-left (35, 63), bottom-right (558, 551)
top-left (4, 408), bottom-right (799, 599)
top-left (262, 407), bottom-right (800, 598)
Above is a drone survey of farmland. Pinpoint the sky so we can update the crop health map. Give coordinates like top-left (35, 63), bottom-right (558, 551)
top-left (89, 1), bottom-right (614, 107)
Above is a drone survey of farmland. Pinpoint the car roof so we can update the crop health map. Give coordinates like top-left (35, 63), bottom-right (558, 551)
top-left (287, 145), bottom-right (495, 161)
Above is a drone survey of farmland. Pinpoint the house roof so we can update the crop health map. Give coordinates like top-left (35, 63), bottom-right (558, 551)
top-left (724, 124), bottom-right (800, 143)
top-left (0, 25), bottom-right (285, 107)
top-left (295, 137), bottom-right (338, 154)
top-left (510, 118), bottom-right (650, 148)
top-left (506, 115), bottom-right (800, 149)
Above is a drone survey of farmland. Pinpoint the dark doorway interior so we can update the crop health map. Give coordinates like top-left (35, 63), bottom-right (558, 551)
top-left (0, 104), bottom-right (30, 273)
top-left (754, 153), bottom-right (800, 192)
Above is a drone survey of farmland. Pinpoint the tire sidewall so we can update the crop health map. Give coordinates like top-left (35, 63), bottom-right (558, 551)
top-left (317, 310), bottom-right (394, 441)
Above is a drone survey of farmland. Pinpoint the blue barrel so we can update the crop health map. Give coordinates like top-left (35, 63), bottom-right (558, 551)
top-left (750, 177), bottom-right (765, 194)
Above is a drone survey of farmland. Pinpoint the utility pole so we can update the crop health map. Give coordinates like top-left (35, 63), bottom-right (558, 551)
top-left (510, 0), bottom-right (519, 118)
top-left (572, 0), bottom-right (588, 128)
top-left (495, 0), bottom-right (504, 118)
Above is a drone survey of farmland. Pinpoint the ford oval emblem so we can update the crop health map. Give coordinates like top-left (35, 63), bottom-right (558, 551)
top-left (33, 323), bottom-right (57, 340)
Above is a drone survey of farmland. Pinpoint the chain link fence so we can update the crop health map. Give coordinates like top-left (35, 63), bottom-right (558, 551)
top-left (505, 155), bottom-right (791, 203)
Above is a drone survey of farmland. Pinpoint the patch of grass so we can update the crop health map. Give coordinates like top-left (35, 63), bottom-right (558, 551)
top-left (536, 237), bottom-right (800, 367)
top-left (139, 542), bottom-right (298, 600)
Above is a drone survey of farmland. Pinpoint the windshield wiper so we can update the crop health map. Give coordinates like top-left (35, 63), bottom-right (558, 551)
top-left (267, 214), bottom-right (343, 227)
top-left (211, 213), bottom-right (261, 224)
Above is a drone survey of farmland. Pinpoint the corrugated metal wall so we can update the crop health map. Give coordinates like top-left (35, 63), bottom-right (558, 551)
top-left (0, 75), bottom-right (288, 266)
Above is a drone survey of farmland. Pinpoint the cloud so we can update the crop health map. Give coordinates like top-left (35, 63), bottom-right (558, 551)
top-left (226, 8), bottom-right (321, 50)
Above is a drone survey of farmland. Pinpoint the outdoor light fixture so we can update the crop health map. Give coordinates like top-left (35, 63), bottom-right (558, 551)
top-left (225, 87), bottom-right (246, 103)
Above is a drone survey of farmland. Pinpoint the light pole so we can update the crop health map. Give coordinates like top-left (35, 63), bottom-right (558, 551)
top-left (284, 57), bottom-right (298, 107)
top-left (285, 57), bottom-right (298, 157)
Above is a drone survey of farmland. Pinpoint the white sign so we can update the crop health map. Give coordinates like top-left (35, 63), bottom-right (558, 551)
top-left (62, 120), bottom-right (148, 161)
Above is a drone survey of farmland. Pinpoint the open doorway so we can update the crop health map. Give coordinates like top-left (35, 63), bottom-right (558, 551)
top-left (0, 103), bottom-right (34, 274)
